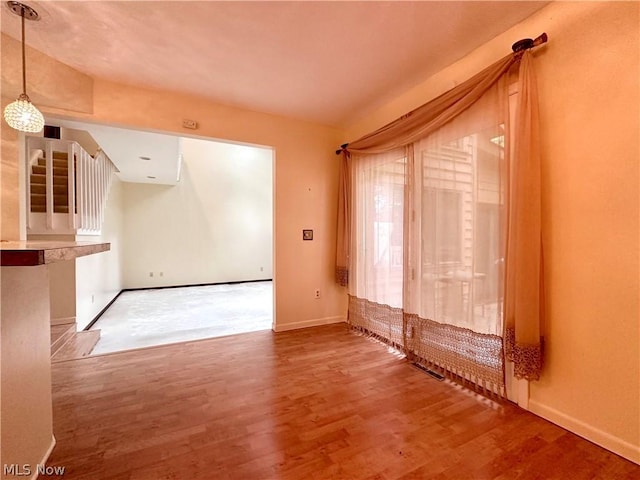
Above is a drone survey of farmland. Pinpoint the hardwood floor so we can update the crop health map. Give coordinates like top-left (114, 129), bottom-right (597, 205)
top-left (47, 323), bottom-right (638, 479)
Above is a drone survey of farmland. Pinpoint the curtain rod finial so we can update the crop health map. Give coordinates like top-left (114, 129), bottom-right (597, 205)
top-left (513, 33), bottom-right (548, 53)
top-left (336, 143), bottom-right (349, 155)
top-left (533, 32), bottom-right (548, 47)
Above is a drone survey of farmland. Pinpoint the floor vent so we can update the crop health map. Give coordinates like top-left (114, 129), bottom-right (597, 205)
top-left (412, 362), bottom-right (445, 381)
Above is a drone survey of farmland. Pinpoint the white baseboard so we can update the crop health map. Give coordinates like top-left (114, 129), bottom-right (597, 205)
top-left (31, 435), bottom-right (56, 480)
top-left (528, 399), bottom-right (640, 465)
top-left (273, 316), bottom-right (345, 332)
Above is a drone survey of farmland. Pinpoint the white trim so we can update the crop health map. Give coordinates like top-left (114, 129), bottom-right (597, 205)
top-left (516, 378), bottom-right (529, 409)
top-left (529, 399), bottom-right (640, 465)
top-left (30, 435), bottom-right (57, 480)
top-left (505, 360), bottom-right (529, 407)
top-left (273, 316), bottom-right (345, 333)
top-left (505, 363), bottom-right (517, 401)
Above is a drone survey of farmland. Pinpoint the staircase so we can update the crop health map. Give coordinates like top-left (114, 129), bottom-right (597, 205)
top-left (30, 150), bottom-right (74, 214)
top-left (26, 135), bottom-right (113, 360)
top-left (51, 322), bottom-right (101, 362)
top-left (26, 136), bottom-right (117, 235)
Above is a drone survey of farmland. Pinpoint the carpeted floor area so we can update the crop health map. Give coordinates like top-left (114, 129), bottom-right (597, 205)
top-left (90, 281), bottom-right (273, 355)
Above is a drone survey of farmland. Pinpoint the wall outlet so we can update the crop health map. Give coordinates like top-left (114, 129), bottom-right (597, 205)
top-left (149, 272), bottom-right (154, 277)
top-left (314, 289), bottom-right (320, 299)
top-left (260, 266), bottom-right (264, 272)
top-left (160, 272), bottom-right (164, 277)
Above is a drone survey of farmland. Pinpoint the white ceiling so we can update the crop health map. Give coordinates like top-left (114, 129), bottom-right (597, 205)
top-left (2, 1), bottom-right (549, 127)
top-left (51, 118), bottom-right (184, 185)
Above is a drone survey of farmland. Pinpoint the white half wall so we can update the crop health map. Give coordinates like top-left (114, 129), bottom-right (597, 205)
top-left (76, 176), bottom-right (125, 330)
top-left (122, 139), bottom-right (273, 289)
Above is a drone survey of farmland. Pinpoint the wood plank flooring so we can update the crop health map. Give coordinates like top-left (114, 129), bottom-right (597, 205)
top-left (47, 323), bottom-right (639, 479)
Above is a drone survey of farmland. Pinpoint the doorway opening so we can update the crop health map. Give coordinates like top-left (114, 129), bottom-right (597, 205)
top-left (36, 118), bottom-right (275, 357)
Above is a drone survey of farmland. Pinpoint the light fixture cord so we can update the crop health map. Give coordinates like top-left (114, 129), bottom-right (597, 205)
top-left (20, 5), bottom-right (27, 94)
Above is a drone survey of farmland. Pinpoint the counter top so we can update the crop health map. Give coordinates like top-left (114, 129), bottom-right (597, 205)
top-left (0, 241), bottom-right (111, 266)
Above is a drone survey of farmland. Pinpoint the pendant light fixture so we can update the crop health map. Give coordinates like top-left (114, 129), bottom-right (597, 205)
top-left (3, 1), bottom-right (44, 133)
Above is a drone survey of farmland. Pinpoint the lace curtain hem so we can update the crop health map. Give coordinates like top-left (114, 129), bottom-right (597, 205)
top-left (335, 266), bottom-right (349, 287)
top-left (348, 295), bottom-right (505, 397)
top-left (504, 326), bottom-right (543, 380)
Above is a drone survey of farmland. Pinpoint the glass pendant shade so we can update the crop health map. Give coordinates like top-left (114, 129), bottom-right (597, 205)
top-left (3, 93), bottom-right (44, 133)
top-left (4, 2), bottom-right (43, 133)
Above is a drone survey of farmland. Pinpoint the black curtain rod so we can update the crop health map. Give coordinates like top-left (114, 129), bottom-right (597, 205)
top-left (335, 33), bottom-right (548, 155)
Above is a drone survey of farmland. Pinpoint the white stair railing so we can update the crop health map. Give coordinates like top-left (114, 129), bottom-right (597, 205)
top-left (76, 147), bottom-right (116, 235)
top-left (25, 137), bottom-right (117, 236)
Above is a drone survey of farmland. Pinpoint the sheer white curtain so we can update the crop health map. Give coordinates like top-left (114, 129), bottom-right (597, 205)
top-left (402, 81), bottom-right (508, 391)
top-left (405, 83), bottom-right (507, 335)
top-left (348, 149), bottom-right (406, 345)
top-left (351, 149), bottom-right (405, 307)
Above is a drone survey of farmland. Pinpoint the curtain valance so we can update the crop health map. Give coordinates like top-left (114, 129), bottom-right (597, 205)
top-left (340, 54), bottom-right (516, 155)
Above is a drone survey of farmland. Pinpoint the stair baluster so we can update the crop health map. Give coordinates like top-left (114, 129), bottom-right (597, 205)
top-left (45, 140), bottom-right (54, 229)
top-left (67, 142), bottom-right (76, 230)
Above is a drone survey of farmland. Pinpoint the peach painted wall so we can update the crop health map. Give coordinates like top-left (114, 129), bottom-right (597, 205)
top-left (345, 1), bottom-right (639, 464)
top-left (1, 33), bottom-right (93, 114)
top-left (0, 118), bottom-right (19, 240)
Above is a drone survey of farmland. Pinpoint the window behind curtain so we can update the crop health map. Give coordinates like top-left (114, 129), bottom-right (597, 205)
top-left (411, 124), bottom-right (505, 336)
top-left (352, 150), bottom-right (405, 309)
